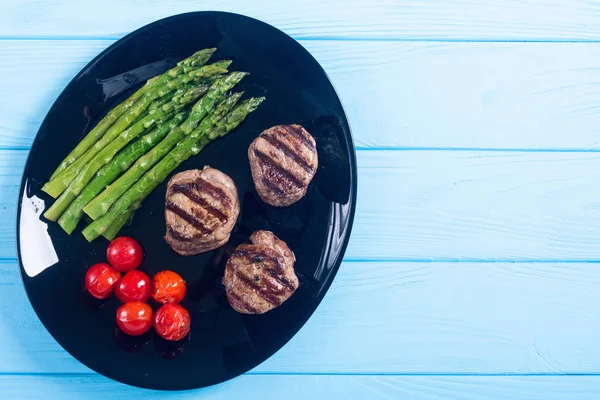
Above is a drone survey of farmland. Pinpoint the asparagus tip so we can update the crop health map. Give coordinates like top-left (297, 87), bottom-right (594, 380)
top-left (214, 60), bottom-right (233, 68)
top-left (226, 71), bottom-right (250, 78)
top-left (250, 96), bottom-right (266, 108)
top-left (196, 47), bottom-right (217, 55)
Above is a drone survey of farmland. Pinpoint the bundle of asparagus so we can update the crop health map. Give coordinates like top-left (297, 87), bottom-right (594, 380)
top-left (42, 48), bottom-right (264, 242)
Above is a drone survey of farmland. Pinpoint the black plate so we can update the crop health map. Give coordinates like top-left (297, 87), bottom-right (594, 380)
top-left (16, 11), bottom-right (356, 390)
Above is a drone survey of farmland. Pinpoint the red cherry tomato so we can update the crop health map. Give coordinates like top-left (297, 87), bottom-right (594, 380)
top-left (84, 263), bottom-right (121, 299)
top-left (115, 270), bottom-right (151, 303)
top-left (151, 270), bottom-right (186, 304)
top-left (106, 236), bottom-right (143, 272)
top-left (153, 303), bottom-right (191, 341)
top-left (116, 302), bottom-right (153, 336)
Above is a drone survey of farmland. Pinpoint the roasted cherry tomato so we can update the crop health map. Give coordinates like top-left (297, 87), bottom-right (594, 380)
top-left (84, 263), bottom-right (121, 299)
top-left (106, 236), bottom-right (143, 272)
top-left (116, 302), bottom-right (153, 336)
top-left (153, 303), bottom-right (191, 341)
top-left (115, 270), bottom-right (151, 303)
top-left (151, 270), bottom-right (186, 304)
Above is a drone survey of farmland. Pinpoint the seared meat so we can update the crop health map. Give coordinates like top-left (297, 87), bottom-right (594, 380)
top-left (248, 124), bottom-right (318, 207)
top-left (223, 230), bottom-right (299, 314)
top-left (164, 166), bottom-right (240, 256)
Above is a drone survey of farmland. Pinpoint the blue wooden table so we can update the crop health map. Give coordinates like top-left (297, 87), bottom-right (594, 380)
top-left (3, 1), bottom-right (600, 398)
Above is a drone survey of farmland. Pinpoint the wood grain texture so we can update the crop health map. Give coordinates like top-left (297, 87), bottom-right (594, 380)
top-left (4, 260), bottom-right (600, 374)
top-left (5, 40), bottom-right (600, 149)
top-left (3, 0), bottom-right (600, 40)
top-left (3, 150), bottom-right (600, 261)
top-left (1, 374), bottom-right (600, 400)
top-left (6, 1), bottom-right (600, 397)
top-left (351, 150), bottom-right (600, 261)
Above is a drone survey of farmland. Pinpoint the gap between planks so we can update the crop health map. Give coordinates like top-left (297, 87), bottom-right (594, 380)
top-left (5, 257), bottom-right (600, 264)
top-left (7, 36), bottom-right (600, 43)
top-left (0, 372), bottom-right (598, 377)
top-left (6, 147), bottom-right (600, 153)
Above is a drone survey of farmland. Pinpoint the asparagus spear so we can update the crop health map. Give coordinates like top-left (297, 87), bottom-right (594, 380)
top-left (43, 84), bottom-right (209, 221)
top-left (48, 49), bottom-right (216, 180)
top-left (45, 63), bottom-right (226, 195)
top-left (83, 72), bottom-right (247, 220)
top-left (49, 86), bottom-right (147, 181)
top-left (148, 94), bottom-right (174, 111)
top-left (43, 63), bottom-right (228, 198)
top-left (44, 84), bottom-right (192, 199)
top-left (172, 48), bottom-right (216, 76)
top-left (84, 92), bottom-right (242, 221)
top-left (103, 212), bottom-right (134, 241)
top-left (84, 90), bottom-right (243, 221)
top-left (56, 111), bottom-right (189, 233)
top-left (82, 97), bottom-right (264, 242)
top-left (127, 87), bottom-right (180, 124)
top-left (102, 209), bottom-right (135, 241)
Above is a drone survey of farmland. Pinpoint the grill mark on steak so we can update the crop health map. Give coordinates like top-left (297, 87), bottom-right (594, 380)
top-left (226, 291), bottom-right (260, 314)
top-left (263, 267), bottom-right (296, 291)
top-left (224, 230), bottom-right (298, 314)
top-left (257, 276), bottom-right (288, 296)
top-left (235, 273), bottom-right (283, 306)
top-left (231, 249), bottom-right (296, 292)
top-left (232, 249), bottom-right (280, 264)
top-left (165, 167), bottom-right (240, 256)
top-left (261, 177), bottom-right (285, 196)
top-left (283, 125), bottom-right (315, 151)
top-left (195, 178), bottom-right (232, 207)
top-left (260, 133), bottom-right (314, 173)
top-left (165, 201), bottom-right (212, 235)
top-left (253, 149), bottom-right (304, 188)
top-left (167, 226), bottom-right (201, 242)
top-left (170, 183), bottom-right (229, 223)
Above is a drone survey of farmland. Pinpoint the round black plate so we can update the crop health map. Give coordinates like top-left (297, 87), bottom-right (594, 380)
top-left (16, 11), bottom-right (356, 390)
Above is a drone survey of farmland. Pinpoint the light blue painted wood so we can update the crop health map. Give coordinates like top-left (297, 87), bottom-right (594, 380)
top-left (3, 260), bottom-right (600, 374)
top-left (3, 150), bottom-right (600, 261)
top-left (1, 374), bottom-right (600, 399)
top-left (5, 1), bottom-right (600, 398)
top-left (5, 40), bottom-right (600, 150)
top-left (3, 0), bottom-right (600, 41)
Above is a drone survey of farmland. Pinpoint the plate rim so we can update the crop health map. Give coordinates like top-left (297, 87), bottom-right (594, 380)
top-left (15, 10), bottom-right (358, 390)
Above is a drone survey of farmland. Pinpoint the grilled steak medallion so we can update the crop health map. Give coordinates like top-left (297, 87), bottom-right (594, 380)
top-left (248, 124), bottom-right (318, 207)
top-left (164, 166), bottom-right (240, 256)
top-left (223, 230), bottom-right (299, 314)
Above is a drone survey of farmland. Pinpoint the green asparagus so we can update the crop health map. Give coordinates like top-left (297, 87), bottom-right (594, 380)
top-left (57, 112), bottom-right (189, 233)
top-left (43, 84), bottom-right (209, 221)
top-left (84, 91), bottom-right (242, 220)
top-left (117, 83), bottom-right (197, 135)
top-left (171, 48), bottom-right (216, 77)
top-left (42, 64), bottom-right (228, 198)
top-left (82, 97), bottom-right (265, 242)
top-left (102, 209), bottom-right (135, 241)
top-left (83, 72), bottom-right (248, 220)
top-left (48, 86), bottom-right (147, 181)
top-left (48, 48), bottom-right (216, 180)
top-left (127, 88), bottom-right (179, 126)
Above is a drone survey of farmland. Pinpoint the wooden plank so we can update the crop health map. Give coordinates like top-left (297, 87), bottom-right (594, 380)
top-left (3, 150), bottom-right (600, 261)
top-left (1, 374), bottom-right (599, 400)
top-left (3, 260), bottom-right (600, 374)
top-left (4, 40), bottom-right (600, 150)
top-left (3, 0), bottom-right (600, 41)
top-left (349, 150), bottom-right (600, 261)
